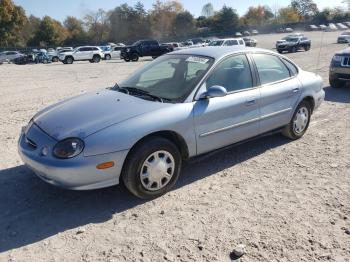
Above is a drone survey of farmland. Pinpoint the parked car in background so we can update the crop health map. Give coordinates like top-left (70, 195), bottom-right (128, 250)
top-left (328, 23), bottom-right (338, 31)
top-left (99, 46), bottom-right (112, 60)
top-left (208, 38), bottom-right (245, 47)
top-left (308, 25), bottom-right (319, 31)
top-left (59, 46), bottom-right (104, 64)
top-left (235, 32), bottom-right (243, 37)
top-left (162, 42), bottom-right (183, 51)
top-left (276, 35), bottom-right (311, 53)
top-left (49, 47), bottom-right (74, 62)
top-left (243, 37), bottom-right (257, 47)
top-left (0, 51), bottom-right (24, 62)
top-left (187, 38), bottom-right (205, 45)
top-left (35, 51), bottom-right (51, 64)
top-left (243, 31), bottom-right (251, 36)
top-left (251, 29), bottom-right (259, 35)
top-left (18, 47), bottom-right (325, 199)
top-left (337, 32), bottom-right (350, 43)
top-left (120, 40), bottom-right (171, 62)
top-left (329, 47), bottom-right (350, 88)
top-left (110, 45), bottom-right (124, 59)
top-left (285, 27), bottom-right (294, 33)
top-left (319, 24), bottom-right (328, 31)
top-left (336, 23), bottom-right (348, 30)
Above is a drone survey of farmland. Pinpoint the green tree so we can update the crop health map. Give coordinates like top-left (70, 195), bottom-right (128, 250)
top-left (0, 0), bottom-right (27, 46)
top-left (243, 5), bottom-right (274, 26)
top-left (212, 5), bottom-right (239, 33)
top-left (29, 16), bottom-right (67, 47)
top-left (64, 16), bottom-right (88, 45)
top-left (109, 3), bottom-right (151, 43)
top-left (173, 11), bottom-right (195, 37)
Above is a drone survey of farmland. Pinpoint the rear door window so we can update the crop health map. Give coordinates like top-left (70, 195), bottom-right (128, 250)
top-left (252, 53), bottom-right (291, 85)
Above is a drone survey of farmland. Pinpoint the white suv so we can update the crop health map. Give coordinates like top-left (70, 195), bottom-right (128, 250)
top-left (59, 46), bottom-right (104, 64)
top-left (208, 38), bottom-right (246, 47)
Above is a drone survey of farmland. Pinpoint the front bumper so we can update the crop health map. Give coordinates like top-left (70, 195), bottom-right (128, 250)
top-left (18, 123), bottom-right (129, 190)
top-left (329, 66), bottom-right (350, 81)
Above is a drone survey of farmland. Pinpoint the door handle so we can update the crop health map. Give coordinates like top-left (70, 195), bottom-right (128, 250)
top-left (293, 87), bottom-right (300, 93)
top-left (245, 99), bottom-right (256, 106)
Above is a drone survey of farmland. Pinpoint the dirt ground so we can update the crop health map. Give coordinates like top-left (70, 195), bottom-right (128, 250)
top-left (0, 31), bottom-right (349, 262)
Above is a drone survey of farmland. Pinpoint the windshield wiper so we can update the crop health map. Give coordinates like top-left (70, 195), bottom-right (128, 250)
top-left (123, 87), bottom-right (164, 103)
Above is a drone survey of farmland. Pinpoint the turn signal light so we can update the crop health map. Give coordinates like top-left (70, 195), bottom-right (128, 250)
top-left (96, 161), bottom-right (115, 169)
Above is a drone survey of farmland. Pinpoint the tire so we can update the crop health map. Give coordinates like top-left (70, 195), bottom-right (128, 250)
top-left (291, 46), bottom-right (297, 53)
top-left (277, 50), bottom-right (283, 54)
top-left (131, 53), bottom-right (139, 62)
top-left (124, 57), bottom-right (130, 62)
top-left (122, 137), bottom-right (182, 199)
top-left (52, 57), bottom-right (59, 62)
top-left (330, 78), bottom-right (346, 88)
top-left (105, 54), bottom-right (111, 60)
top-left (304, 45), bottom-right (310, 51)
top-left (43, 59), bottom-right (48, 64)
top-left (93, 55), bottom-right (101, 63)
top-left (282, 100), bottom-right (312, 140)
top-left (65, 57), bottom-right (73, 64)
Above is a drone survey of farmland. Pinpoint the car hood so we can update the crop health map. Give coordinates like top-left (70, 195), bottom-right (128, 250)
top-left (33, 90), bottom-right (171, 141)
top-left (336, 47), bottom-right (350, 55)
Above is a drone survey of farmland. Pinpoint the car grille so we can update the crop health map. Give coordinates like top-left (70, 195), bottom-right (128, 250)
top-left (341, 56), bottom-right (350, 67)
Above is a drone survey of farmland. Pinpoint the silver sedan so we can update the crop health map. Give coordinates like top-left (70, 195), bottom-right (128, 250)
top-left (18, 47), bottom-right (325, 199)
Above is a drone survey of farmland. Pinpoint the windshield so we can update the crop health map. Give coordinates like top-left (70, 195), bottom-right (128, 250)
top-left (118, 54), bottom-right (214, 102)
top-left (283, 37), bottom-right (299, 42)
top-left (209, 40), bottom-right (224, 46)
top-left (132, 41), bottom-right (141, 46)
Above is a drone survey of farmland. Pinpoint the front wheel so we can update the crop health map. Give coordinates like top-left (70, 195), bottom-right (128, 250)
top-left (131, 53), bottom-right (139, 62)
top-left (122, 137), bottom-right (182, 199)
top-left (93, 55), bottom-right (101, 63)
top-left (282, 101), bottom-right (312, 140)
top-left (105, 54), bottom-right (111, 60)
top-left (65, 57), bottom-right (73, 64)
top-left (291, 46), bottom-right (297, 53)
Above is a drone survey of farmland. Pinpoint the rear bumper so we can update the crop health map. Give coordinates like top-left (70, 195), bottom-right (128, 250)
top-left (18, 124), bottom-right (129, 190)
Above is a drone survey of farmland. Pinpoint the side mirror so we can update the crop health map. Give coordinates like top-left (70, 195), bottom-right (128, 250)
top-left (199, 85), bottom-right (227, 99)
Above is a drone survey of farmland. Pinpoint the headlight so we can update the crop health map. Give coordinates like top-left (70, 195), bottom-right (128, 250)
top-left (332, 55), bottom-right (342, 62)
top-left (53, 138), bottom-right (84, 159)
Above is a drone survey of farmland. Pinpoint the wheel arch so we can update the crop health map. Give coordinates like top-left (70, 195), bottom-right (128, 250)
top-left (128, 130), bottom-right (190, 160)
top-left (300, 96), bottom-right (315, 113)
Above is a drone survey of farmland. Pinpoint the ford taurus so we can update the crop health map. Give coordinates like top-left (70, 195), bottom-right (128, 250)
top-left (18, 47), bottom-right (325, 199)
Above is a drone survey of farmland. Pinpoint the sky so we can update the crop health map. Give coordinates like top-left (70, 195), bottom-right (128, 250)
top-left (13, 0), bottom-right (346, 22)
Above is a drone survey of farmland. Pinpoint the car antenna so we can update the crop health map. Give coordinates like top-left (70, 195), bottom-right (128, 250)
top-left (315, 29), bottom-right (325, 75)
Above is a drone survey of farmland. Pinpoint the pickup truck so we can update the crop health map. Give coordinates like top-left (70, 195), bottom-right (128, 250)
top-left (120, 40), bottom-right (171, 62)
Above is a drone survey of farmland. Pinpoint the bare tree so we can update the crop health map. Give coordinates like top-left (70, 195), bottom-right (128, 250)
top-left (201, 3), bottom-right (214, 18)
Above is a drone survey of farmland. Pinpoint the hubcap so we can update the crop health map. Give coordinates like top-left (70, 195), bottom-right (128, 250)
top-left (140, 150), bottom-right (175, 191)
top-left (293, 107), bottom-right (309, 134)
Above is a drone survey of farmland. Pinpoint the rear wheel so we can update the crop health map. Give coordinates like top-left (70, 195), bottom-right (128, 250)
top-left (122, 137), bottom-right (182, 199)
top-left (282, 101), bottom-right (312, 140)
top-left (304, 45), bottom-right (310, 51)
top-left (105, 54), bottom-right (111, 60)
top-left (65, 57), bottom-right (73, 64)
top-left (124, 57), bottom-right (130, 62)
top-left (52, 57), bottom-right (59, 62)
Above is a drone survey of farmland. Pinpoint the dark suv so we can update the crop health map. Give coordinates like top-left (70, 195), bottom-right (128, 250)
top-left (120, 40), bottom-right (171, 62)
top-left (329, 48), bottom-right (350, 88)
top-left (276, 35), bottom-right (311, 53)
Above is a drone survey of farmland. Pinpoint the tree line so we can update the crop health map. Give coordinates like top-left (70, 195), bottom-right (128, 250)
top-left (0, 0), bottom-right (349, 48)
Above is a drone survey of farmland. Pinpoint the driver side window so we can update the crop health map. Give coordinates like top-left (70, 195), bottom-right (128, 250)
top-left (205, 54), bottom-right (253, 93)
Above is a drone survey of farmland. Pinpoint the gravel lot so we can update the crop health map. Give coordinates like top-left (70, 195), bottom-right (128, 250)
top-left (0, 31), bottom-right (349, 262)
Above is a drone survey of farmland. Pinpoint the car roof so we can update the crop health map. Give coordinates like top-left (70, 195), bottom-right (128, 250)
top-left (169, 46), bottom-right (275, 60)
